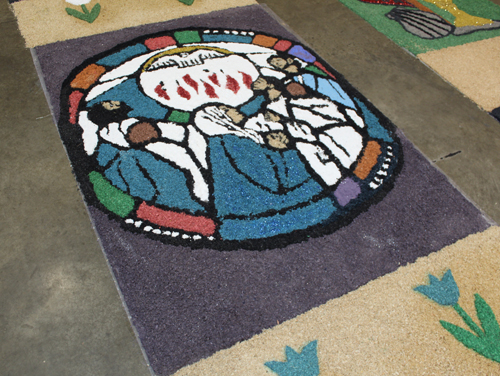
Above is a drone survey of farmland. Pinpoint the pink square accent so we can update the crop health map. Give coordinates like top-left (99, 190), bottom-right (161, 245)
top-left (145, 36), bottom-right (177, 50)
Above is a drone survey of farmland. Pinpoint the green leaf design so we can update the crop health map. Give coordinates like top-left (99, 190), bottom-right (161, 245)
top-left (440, 295), bottom-right (500, 363)
top-left (65, 7), bottom-right (89, 22)
top-left (441, 320), bottom-right (484, 350)
top-left (475, 294), bottom-right (500, 339)
top-left (88, 3), bottom-right (101, 23)
top-left (65, 3), bottom-right (101, 24)
top-left (453, 303), bottom-right (484, 337)
top-left (178, 0), bottom-right (195, 5)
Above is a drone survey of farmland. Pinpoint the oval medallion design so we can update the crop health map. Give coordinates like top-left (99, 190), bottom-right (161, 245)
top-left (59, 29), bottom-right (402, 249)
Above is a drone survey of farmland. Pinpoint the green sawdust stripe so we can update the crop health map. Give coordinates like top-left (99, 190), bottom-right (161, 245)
top-left (173, 227), bottom-right (500, 375)
top-left (89, 171), bottom-right (136, 217)
top-left (338, 0), bottom-right (500, 55)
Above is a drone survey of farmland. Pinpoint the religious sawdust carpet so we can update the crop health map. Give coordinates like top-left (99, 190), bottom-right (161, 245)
top-left (8, 1), bottom-right (500, 375)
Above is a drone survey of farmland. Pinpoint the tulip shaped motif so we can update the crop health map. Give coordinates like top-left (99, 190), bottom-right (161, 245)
top-left (414, 269), bottom-right (460, 306)
top-left (265, 341), bottom-right (320, 376)
top-left (415, 269), bottom-right (500, 363)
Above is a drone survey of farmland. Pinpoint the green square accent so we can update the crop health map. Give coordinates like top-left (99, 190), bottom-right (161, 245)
top-left (174, 30), bottom-right (201, 44)
top-left (168, 110), bottom-right (191, 123)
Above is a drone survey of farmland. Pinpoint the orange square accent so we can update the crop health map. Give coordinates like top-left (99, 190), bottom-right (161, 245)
top-left (70, 64), bottom-right (106, 90)
top-left (252, 34), bottom-right (278, 48)
top-left (354, 141), bottom-right (382, 180)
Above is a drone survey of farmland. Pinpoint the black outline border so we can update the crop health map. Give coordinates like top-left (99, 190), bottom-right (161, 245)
top-left (58, 27), bottom-right (404, 251)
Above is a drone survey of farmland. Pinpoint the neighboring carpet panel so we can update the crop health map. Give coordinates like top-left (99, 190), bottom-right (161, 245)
top-left (337, 0), bottom-right (500, 55)
top-left (174, 227), bottom-right (500, 375)
top-left (9, 2), bottom-right (494, 375)
top-left (337, 0), bottom-right (500, 115)
top-left (418, 36), bottom-right (500, 112)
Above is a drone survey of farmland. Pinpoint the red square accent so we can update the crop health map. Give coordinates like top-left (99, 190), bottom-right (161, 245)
top-left (274, 40), bottom-right (292, 52)
top-left (145, 36), bottom-right (177, 50)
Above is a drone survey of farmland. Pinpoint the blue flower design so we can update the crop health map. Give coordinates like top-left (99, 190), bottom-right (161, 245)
top-left (265, 340), bottom-right (319, 376)
top-left (414, 269), bottom-right (460, 306)
top-left (415, 269), bottom-right (500, 363)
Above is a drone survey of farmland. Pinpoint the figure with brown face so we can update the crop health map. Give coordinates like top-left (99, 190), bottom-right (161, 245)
top-left (267, 54), bottom-right (359, 112)
top-left (268, 56), bottom-right (300, 75)
top-left (245, 63), bottom-right (365, 188)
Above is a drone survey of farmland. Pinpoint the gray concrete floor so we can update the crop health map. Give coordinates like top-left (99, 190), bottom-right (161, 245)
top-left (1, 0), bottom-right (499, 375)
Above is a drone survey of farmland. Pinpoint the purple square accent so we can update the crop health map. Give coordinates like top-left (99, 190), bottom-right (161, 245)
top-left (289, 45), bottom-right (316, 63)
top-left (334, 178), bottom-right (361, 206)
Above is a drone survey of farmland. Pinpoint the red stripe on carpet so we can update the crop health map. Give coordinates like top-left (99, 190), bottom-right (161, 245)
top-left (136, 202), bottom-right (216, 236)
